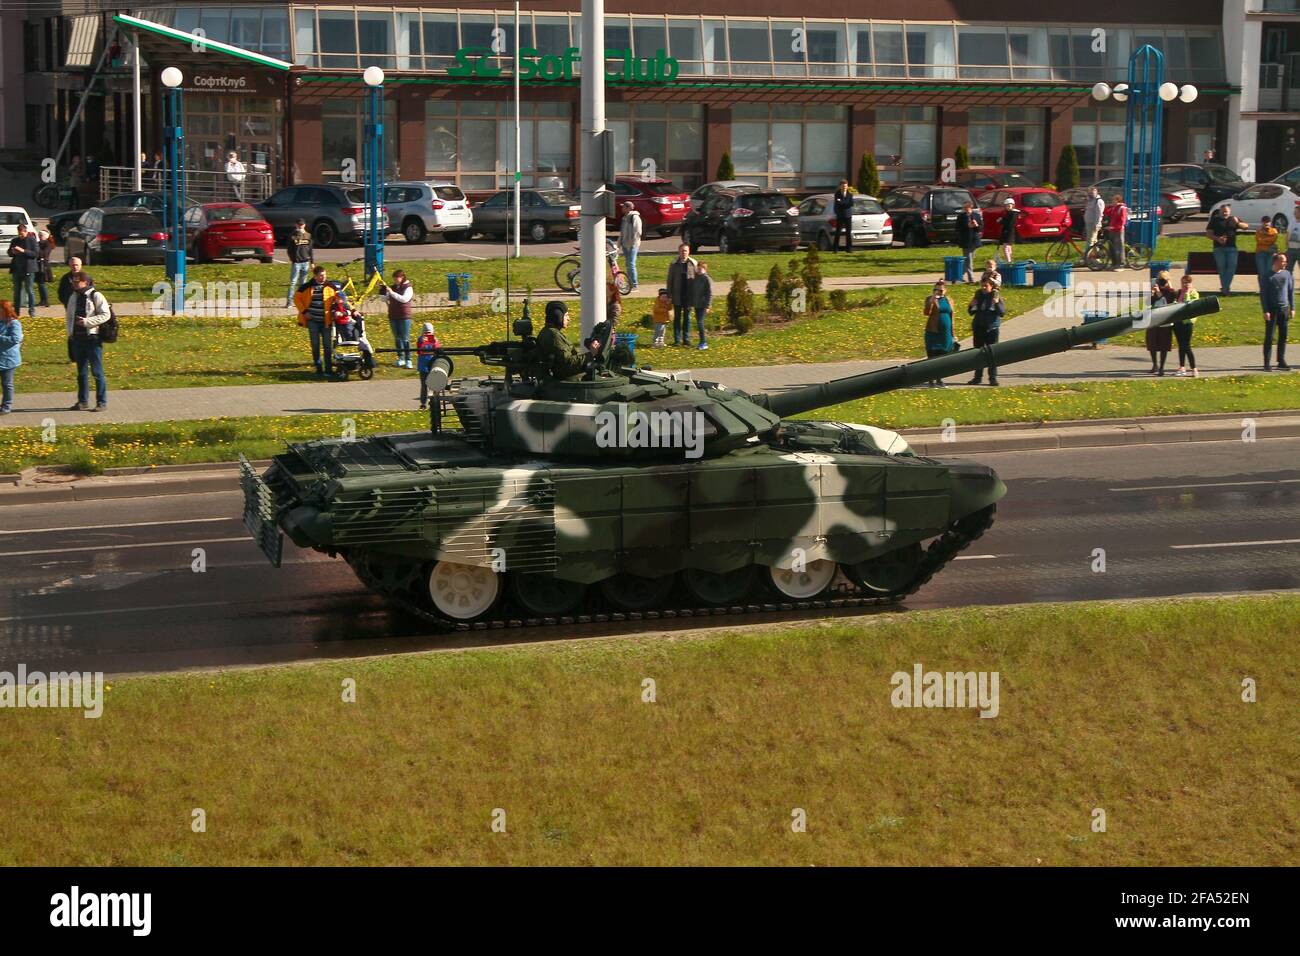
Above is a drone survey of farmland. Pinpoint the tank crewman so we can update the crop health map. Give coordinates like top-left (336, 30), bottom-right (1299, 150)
top-left (531, 300), bottom-right (588, 380)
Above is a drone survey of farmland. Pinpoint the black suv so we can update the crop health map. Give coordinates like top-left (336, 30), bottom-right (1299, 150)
top-left (680, 190), bottom-right (800, 253)
top-left (1160, 164), bottom-right (1248, 212)
top-left (879, 185), bottom-right (977, 246)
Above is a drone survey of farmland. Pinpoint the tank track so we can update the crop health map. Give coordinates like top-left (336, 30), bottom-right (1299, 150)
top-left (346, 504), bottom-right (997, 632)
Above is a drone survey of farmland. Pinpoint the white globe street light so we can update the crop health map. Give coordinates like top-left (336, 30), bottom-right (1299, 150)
top-left (1159, 82), bottom-right (1179, 102)
top-left (1091, 82), bottom-right (1112, 101)
top-left (160, 66), bottom-right (183, 88)
top-left (1112, 82), bottom-right (1129, 103)
top-left (363, 66), bottom-right (385, 87)
top-left (1179, 84), bottom-right (1199, 103)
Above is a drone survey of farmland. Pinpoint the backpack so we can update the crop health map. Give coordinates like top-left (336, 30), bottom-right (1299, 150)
top-left (99, 301), bottom-right (119, 344)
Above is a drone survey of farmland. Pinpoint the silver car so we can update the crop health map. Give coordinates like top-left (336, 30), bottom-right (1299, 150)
top-left (1094, 177), bottom-right (1199, 223)
top-left (797, 193), bottom-right (893, 249)
top-left (384, 181), bottom-right (474, 244)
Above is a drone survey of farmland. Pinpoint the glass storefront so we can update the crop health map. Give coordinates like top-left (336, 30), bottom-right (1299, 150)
top-left (607, 103), bottom-right (703, 190)
top-left (321, 99), bottom-right (398, 180)
top-left (968, 107), bottom-right (1045, 174)
top-left (1071, 106), bottom-right (1127, 183)
top-left (875, 107), bottom-right (937, 184)
top-left (731, 105), bottom-right (847, 190)
top-left (185, 93), bottom-right (283, 187)
top-left (424, 100), bottom-right (572, 190)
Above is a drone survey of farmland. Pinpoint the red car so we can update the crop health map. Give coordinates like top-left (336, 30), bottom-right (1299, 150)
top-left (185, 203), bottom-right (275, 263)
top-left (608, 177), bottom-right (690, 237)
top-left (978, 188), bottom-right (1072, 242)
top-left (953, 167), bottom-right (1038, 196)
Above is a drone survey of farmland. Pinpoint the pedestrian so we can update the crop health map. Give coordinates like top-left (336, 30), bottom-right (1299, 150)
top-left (831, 179), bottom-right (854, 253)
top-left (36, 228), bottom-right (54, 308)
top-left (966, 278), bottom-right (1005, 386)
top-left (651, 288), bottom-right (671, 347)
top-left (922, 280), bottom-right (955, 387)
top-left (293, 264), bottom-right (338, 377)
top-left (606, 278), bottom-right (623, 326)
top-left (1254, 216), bottom-right (1280, 307)
top-left (1287, 217), bottom-right (1300, 276)
top-left (665, 242), bottom-right (698, 346)
top-left (980, 259), bottom-right (1003, 290)
top-left (58, 257), bottom-right (87, 307)
top-left (415, 322), bottom-right (441, 410)
top-left (1203, 147), bottom-right (1215, 163)
top-left (1105, 193), bottom-right (1128, 269)
top-left (151, 150), bottom-right (164, 189)
top-left (380, 268), bottom-right (414, 368)
top-left (955, 200), bottom-right (983, 282)
top-left (7, 223), bottom-right (38, 318)
top-left (285, 219), bottom-right (313, 306)
top-left (1173, 275), bottom-right (1200, 378)
top-left (691, 261), bottom-right (713, 350)
top-left (69, 155), bottom-right (85, 205)
top-left (0, 300), bottom-right (21, 414)
top-left (225, 150), bottom-right (247, 202)
top-left (1207, 203), bottom-right (1243, 294)
top-left (1147, 270), bottom-right (1177, 375)
top-left (1263, 252), bottom-right (1293, 371)
top-left (618, 201), bottom-right (642, 290)
top-left (998, 197), bottom-right (1018, 263)
top-left (1084, 186), bottom-right (1105, 249)
top-left (65, 273), bottom-right (110, 411)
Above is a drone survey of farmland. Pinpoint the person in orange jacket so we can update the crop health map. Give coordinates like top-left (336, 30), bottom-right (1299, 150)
top-left (293, 265), bottom-right (340, 376)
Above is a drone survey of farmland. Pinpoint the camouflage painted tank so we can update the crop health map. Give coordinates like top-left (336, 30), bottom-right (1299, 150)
top-left (241, 297), bottom-right (1216, 627)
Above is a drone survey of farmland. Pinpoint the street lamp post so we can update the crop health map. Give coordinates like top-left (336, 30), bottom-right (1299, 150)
top-left (579, 0), bottom-right (608, 339)
top-left (363, 66), bottom-right (386, 280)
top-left (160, 66), bottom-right (186, 316)
top-left (1092, 45), bottom-right (1198, 253)
top-left (513, 0), bottom-right (522, 259)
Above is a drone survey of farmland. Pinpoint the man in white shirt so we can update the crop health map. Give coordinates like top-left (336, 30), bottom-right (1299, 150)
top-left (618, 202), bottom-right (643, 290)
top-left (225, 151), bottom-right (247, 202)
top-left (1084, 186), bottom-right (1105, 248)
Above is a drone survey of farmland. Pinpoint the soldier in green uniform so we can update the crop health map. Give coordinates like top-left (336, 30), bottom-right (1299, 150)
top-left (532, 301), bottom-right (589, 381)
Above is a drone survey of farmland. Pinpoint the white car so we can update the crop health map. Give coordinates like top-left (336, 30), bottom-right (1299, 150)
top-left (1209, 182), bottom-right (1300, 231)
top-left (384, 181), bottom-right (473, 244)
top-left (797, 193), bottom-right (893, 249)
top-left (0, 206), bottom-right (36, 265)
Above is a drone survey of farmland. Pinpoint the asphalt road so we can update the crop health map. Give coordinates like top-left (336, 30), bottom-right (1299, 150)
top-left (2, 436), bottom-right (1296, 676)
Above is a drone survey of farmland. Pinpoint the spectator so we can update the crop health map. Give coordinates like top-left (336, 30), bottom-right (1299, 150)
top-left (1174, 275), bottom-right (1200, 378)
top-left (0, 300), bottom-right (21, 414)
top-left (225, 151), bottom-right (247, 202)
top-left (1255, 216), bottom-right (1280, 307)
top-left (922, 280), bottom-right (955, 387)
top-left (293, 265), bottom-right (338, 377)
top-left (831, 179), bottom-right (854, 253)
top-left (691, 261), bottom-right (713, 351)
top-left (966, 278), bottom-right (1005, 386)
top-left (665, 242), bottom-right (698, 346)
top-left (65, 273), bottom-right (110, 411)
top-left (998, 197), bottom-right (1019, 263)
top-left (980, 259), bottom-right (1003, 290)
top-left (606, 278), bottom-right (623, 327)
top-left (1263, 252), bottom-right (1292, 371)
top-left (415, 322), bottom-right (441, 410)
top-left (58, 257), bottom-right (87, 307)
top-left (36, 228), bottom-right (54, 308)
top-left (1147, 270), bottom-right (1177, 376)
top-left (151, 150), bottom-right (164, 189)
top-left (1288, 217), bottom-right (1300, 276)
top-left (618, 201), bottom-right (642, 290)
top-left (285, 219), bottom-right (313, 307)
top-left (7, 224), bottom-right (38, 318)
top-left (1084, 187), bottom-right (1105, 249)
top-left (1207, 203), bottom-right (1243, 294)
top-left (651, 288), bottom-right (671, 347)
top-left (1105, 194), bottom-right (1129, 270)
top-left (380, 268), bottom-right (415, 368)
top-left (955, 200), bottom-right (983, 283)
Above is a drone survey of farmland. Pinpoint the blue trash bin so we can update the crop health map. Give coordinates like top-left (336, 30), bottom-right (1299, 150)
top-left (1148, 260), bottom-right (1172, 280)
top-left (943, 255), bottom-right (966, 283)
top-left (1081, 309), bottom-right (1112, 348)
top-left (446, 272), bottom-right (471, 303)
top-left (614, 332), bottom-right (638, 361)
top-left (999, 260), bottom-right (1030, 286)
top-left (1032, 261), bottom-right (1073, 289)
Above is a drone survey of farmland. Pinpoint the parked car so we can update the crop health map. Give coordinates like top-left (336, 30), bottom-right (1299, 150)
top-left (878, 185), bottom-right (977, 246)
top-left (385, 181), bottom-right (473, 244)
top-left (1160, 163), bottom-right (1248, 211)
top-left (977, 188), bottom-right (1072, 242)
top-left (0, 206), bottom-right (35, 265)
top-left (609, 177), bottom-right (690, 236)
top-left (688, 180), bottom-right (762, 213)
top-left (255, 184), bottom-right (389, 248)
top-left (952, 168), bottom-right (1037, 196)
top-left (1058, 186), bottom-right (1166, 238)
top-left (796, 193), bottom-right (892, 249)
top-left (49, 191), bottom-right (198, 245)
top-left (1269, 165), bottom-right (1300, 194)
top-left (681, 189), bottom-right (800, 253)
top-left (1092, 177), bottom-right (1198, 223)
top-left (471, 188), bottom-right (580, 241)
top-left (182, 203), bottom-right (274, 263)
top-left (65, 208), bottom-right (168, 265)
top-left (1208, 181), bottom-right (1300, 230)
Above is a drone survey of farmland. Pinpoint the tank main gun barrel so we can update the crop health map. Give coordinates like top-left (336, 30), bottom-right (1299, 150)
top-left (755, 296), bottom-right (1220, 419)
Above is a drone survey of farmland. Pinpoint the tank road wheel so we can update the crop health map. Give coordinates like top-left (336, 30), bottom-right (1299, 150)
top-left (426, 561), bottom-right (501, 621)
top-left (510, 573), bottom-right (586, 616)
top-left (768, 560), bottom-right (837, 599)
top-left (600, 573), bottom-right (676, 612)
top-left (684, 566), bottom-right (757, 606)
top-left (845, 542), bottom-right (924, 595)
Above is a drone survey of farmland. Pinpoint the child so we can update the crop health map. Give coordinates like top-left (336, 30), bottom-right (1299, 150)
top-left (1174, 275), bottom-right (1200, 378)
top-left (415, 322), bottom-right (441, 410)
top-left (980, 259), bottom-right (1002, 290)
top-left (651, 288), bottom-right (671, 347)
top-left (691, 262), bottom-right (713, 350)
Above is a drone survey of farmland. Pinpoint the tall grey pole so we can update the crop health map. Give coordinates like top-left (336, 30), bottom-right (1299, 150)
top-left (513, 1), bottom-right (522, 258)
top-left (578, 0), bottom-right (606, 338)
top-left (132, 31), bottom-right (143, 191)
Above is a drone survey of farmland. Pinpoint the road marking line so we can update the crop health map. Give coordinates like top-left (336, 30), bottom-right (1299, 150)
top-left (955, 554), bottom-right (1000, 560)
top-left (0, 517), bottom-right (235, 536)
top-left (1110, 479), bottom-right (1300, 492)
top-left (0, 537), bottom-right (251, 558)
top-left (0, 601), bottom-right (231, 623)
top-left (1170, 538), bottom-right (1300, 550)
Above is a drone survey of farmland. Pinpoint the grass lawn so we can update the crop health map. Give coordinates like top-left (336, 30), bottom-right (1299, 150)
top-left (0, 594), bottom-right (1294, 866)
top-left (3, 375), bottom-right (1295, 474)
top-left (1107, 291), bottom-right (1274, 349)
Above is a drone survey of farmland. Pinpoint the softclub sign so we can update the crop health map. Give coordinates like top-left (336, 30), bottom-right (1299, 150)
top-left (447, 46), bottom-right (678, 84)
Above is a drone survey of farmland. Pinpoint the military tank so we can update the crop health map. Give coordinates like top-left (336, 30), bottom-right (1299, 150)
top-left (240, 296), bottom-right (1216, 628)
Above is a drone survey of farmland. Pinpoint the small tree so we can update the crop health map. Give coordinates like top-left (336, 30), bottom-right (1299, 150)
top-left (766, 262), bottom-right (795, 320)
top-left (1055, 144), bottom-right (1080, 191)
top-left (716, 151), bottom-right (735, 181)
top-left (954, 144), bottom-right (970, 169)
top-left (726, 272), bottom-right (754, 331)
top-left (857, 153), bottom-right (881, 198)
top-left (800, 246), bottom-right (825, 313)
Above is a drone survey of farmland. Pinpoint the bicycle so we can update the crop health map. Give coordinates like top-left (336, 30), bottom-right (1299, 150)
top-left (1084, 237), bottom-right (1152, 272)
top-left (554, 241), bottom-right (632, 295)
top-left (31, 181), bottom-right (80, 212)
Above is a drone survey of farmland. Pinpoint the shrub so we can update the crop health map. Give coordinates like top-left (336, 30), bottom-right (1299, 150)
top-left (716, 151), bottom-right (735, 181)
top-left (800, 246), bottom-right (826, 313)
top-left (856, 153), bottom-right (881, 198)
top-left (765, 262), bottom-right (788, 318)
top-left (1055, 144), bottom-right (1080, 191)
top-left (732, 311), bottom-right (755, 334)
top-left (828, 289), bottom-right (848, 311)
top-left (638, 313), bottom-right (652, 329)
top-left (726, 272), bottom-right (754, 330)
top-left (954, 144), bottom-right (969, 170)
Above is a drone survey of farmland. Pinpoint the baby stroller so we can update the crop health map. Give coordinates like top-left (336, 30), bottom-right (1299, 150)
top-left (327, 282), bottom-right (376, 381)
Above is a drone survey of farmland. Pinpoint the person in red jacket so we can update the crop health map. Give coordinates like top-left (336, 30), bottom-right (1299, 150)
top-left (1105, 194), bottom-right (1129, 270)
top-left (415, 322), bottom-right (442, 410)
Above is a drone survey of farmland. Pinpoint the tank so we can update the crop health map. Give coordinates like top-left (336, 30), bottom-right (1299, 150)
top-left (240, 296), bottom-right (1218, 627)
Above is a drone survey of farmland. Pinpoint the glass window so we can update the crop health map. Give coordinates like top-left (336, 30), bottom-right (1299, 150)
top-left (729, 20), bottom-right (770, 75)
top-left (318, 9), bottom-right (356, 69)
top-left (357, 10), bottom-right (394, 69)
top-left (500, 14), bottom-right (534, 55)
top-left (293, 9), bottom-right (316, 67)
top-left (873, 24), bottom-right (904, 78)
top-left (460, 13), bottom-right (495, 50)
top-left (199, 8), bottom-right (230, 46)
top-left (395, 12), bottom-right (420, 70)
top-left (605, 17), bottom-right (631, 52)
top-left (959, 27), bottom-right (1008, 80)
top-left (262, 9), bottom-right (289, 59)
top-left (852, 25), bottom-right (872, 78)
top-left (424, 101), bottom-right (574, 190)
top-left (174, 8), bottom-right (200, 35)
top-left (807, 22), bottom-right (847, 78)
top-left (875, 107), bottom-right (936, 183)
top-left (634, 18), bottom-right (667, 58)
top-left (771, 21), bottom-right (804, 77)
top-left (229, 7), bottom-right (261, 51)
top-left (534, 16), bottom-right (570, 56)
top-left (423, 14), bottom-right (458, 75)
top-left (669, 19), bottom-right (701, 74)
top-left (906, 25), bottom-right (955, 79)
top-left (703, 20), bottom-right (727, 76)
